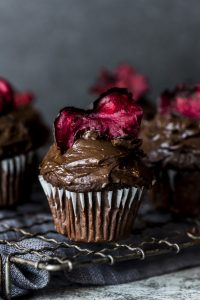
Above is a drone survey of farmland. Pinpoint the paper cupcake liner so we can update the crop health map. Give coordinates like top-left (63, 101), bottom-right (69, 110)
top-left (0, 152), bottom-right (34, 207)
top-left (39, 176), bottom-right (144, 242)
top-left (168, 169), bottom-right (200, 216)
top-left (148, 168), bottom-right (200, 216)
top-left (168, 169), bottom-right (177, 191)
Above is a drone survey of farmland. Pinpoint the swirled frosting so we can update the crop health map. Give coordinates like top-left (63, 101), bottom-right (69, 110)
top-left (0, 77), bottom-right (48, 158)
top-left (141, 114), bottom-right (200, 170)
top-left (0, 106), bottom-right (48, 159)
top-left (40, 135), bottom-right (151, 192)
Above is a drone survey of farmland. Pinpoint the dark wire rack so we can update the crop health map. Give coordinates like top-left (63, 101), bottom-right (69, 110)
top-left (0, 210), bottom-right (200, 300)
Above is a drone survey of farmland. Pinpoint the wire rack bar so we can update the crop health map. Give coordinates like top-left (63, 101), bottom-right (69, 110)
top-left (0, 214), bottom-right (200, 300)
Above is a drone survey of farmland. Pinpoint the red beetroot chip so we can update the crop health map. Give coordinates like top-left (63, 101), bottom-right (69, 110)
top-left (54, 88), bottom-right (143, 152)
top-left (90, 64), bottom-right (149, 101)
top-left (0, 78), bottom-right (14, 114)
top-left (0, 78), bottom-right (34, 115)
top-left (14, 91), bottom-right (34, 108)
top-left (159, 84), bottom-right (200, 118)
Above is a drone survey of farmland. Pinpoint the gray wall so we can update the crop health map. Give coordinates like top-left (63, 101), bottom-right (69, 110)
top-left (0, 0), bottom-right (200, 124)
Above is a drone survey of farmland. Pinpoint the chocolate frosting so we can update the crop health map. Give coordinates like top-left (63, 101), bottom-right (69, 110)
top-left (141, 114), bottom-right (200, 170)
top-left (40, 135), bottom-right (151, 192)
top-left (0, 106), bottom-right (48, 159)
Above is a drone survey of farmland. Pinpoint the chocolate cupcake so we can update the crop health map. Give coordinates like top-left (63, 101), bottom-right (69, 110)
top-left (39, 88), bottom-right (152, 242)
top-left (89, 64), bottom-right (155, 120)
top-left (141, 84), bottom-right (200, 216)
top-left (0, 78), bottom-right (48, 207)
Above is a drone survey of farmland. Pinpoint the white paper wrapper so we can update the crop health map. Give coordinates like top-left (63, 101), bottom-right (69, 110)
top-left (0, 152), bottom-right (34, 207)
top-left (168, 169), bottom-right (177, 191)
top-left (39, 176), bottom-right (144, 242)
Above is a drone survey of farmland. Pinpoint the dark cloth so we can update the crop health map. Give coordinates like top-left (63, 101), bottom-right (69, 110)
top-left (0, 184), bottom-right (199, 299)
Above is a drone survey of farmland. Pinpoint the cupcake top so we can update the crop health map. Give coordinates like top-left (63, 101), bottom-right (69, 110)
top-left (141, 84), bottom-right (200, 170)
top-left (40, 88), bottom-right (152, 192)
top-left (0, 78), bottom-right (48, 159)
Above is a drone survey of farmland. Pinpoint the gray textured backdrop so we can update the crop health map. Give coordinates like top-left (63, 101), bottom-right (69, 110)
top-left (0, 0), bottom-right (200, 124)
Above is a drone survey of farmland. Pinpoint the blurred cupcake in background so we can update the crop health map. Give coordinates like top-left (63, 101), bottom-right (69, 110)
top-left (89, 64), bottom-right (155, 120)
top-left (141, 84), bottom-right (200, 216)
top-left (0, 78), bottom-right (48, 207)
top-left (39, 88), bottom-right (152, 242)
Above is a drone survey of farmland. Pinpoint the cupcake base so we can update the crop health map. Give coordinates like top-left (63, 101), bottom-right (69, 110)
top-left (148, 168), bottom-right (200, 216)
top-left (0, 152), bottom-right (35, 207)
top-left (39, 176), bottom-right (144, 242)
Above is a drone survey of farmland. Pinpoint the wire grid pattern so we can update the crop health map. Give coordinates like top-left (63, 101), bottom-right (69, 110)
top-left (0, 211), bottom-right (200, 300)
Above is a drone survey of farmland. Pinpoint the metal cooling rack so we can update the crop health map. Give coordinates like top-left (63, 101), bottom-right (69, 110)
top-left (0, 211), bottom-right (200, 300)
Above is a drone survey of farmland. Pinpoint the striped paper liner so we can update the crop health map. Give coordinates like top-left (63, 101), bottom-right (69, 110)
top-left (0, 152), bottom-right (34, 207)
top-left (39, 176), bottom-right (144, 242)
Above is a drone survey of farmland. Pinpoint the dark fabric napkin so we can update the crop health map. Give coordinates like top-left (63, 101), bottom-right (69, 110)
top-left (0, 184), bottom-right (200, 299)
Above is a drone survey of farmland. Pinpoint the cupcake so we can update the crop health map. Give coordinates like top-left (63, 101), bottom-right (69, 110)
top-left (39, 88), bottom-right (152, 242)
top-left (90, 64), bottom-right (155, 120)
top-left (0, 78), bottom-right (48, 207)
top-left (141, 84), bottom-right (200, 216)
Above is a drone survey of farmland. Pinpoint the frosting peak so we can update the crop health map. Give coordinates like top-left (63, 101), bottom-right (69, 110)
top-left (40, 137), bottom-right (151, 192)
top-left (141, 114), bottom-right (200, 169)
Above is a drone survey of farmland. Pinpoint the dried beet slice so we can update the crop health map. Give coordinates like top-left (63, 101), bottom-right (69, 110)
top-left (0, 78), bottom-right (34, 115)
top-left (159, 84), bottom-right (200, 119)
top-left (0, 78), bottom-right (14, 114)
top-left (55, 88), bottom-right (143, 152)
top-left (14, 91), bottom-right (34, 108)
top-left (90, 64), bottom-right (149, 101)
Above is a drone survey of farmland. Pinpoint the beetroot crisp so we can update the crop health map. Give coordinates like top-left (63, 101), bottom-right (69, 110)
top-left (0, 78), bottom-right (34, 114)
top-left (159, 84), bottom-right (200, 119)
top-left (55, 88), bottom-right (143, 152)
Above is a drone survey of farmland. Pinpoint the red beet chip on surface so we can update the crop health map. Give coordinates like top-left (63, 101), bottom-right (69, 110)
top-left (0, 78), bottom-right (14, 114)
top-left (54, 88), bottom-right (143, 152)
top-left (159, 84), bottom-right (200, 118)
top-left (90, 64), bottom-right (149, 101)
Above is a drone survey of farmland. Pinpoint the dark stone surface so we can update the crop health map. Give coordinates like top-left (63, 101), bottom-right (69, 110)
top-left (25, 267), bottom-right (200, 299)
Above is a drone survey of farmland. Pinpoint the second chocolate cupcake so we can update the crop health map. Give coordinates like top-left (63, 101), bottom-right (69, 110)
top-left (141, 84), bottom-right (200, 216)
top-left (0, 78), bottom-right (48, 207)
top-left (39, 88), bottom-right (152, 242)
